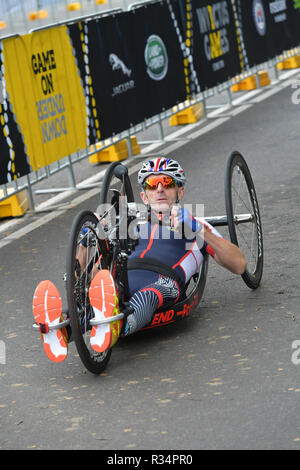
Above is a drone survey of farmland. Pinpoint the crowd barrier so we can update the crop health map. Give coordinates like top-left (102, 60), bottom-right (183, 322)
top-left (0, 0), bottom-right (300, 214)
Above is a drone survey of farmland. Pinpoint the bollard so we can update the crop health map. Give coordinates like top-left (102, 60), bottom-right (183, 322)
top-left (0, 189), bottom-right (29, 218)
top-left (38, 10), bottom-right (48, 19)
top-left (28, 11), bottom-right (39, 21)
top-left (277, 55), bottom-right (300, 70)
top-left (231, 74), bottom-right (257, 92)
top-left (67, 2), bottom-right (82, 11)
top-left (258, 71), bottom-right (271, 87)
top-left (169, 103), bottom-right (203, 126)
top-left (89, 137), bottom-right (140, 164)
top-left (28, 10), bottom-right (48, 20)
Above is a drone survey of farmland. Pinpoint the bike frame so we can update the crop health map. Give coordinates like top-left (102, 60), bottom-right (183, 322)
top-left (86, 208), bottom-right (254, 332)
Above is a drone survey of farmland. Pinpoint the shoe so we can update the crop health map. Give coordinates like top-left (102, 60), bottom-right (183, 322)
top-left (32, 280), bottom-right (68, 363)
top-left (88, 270), bottom-right (122, 353)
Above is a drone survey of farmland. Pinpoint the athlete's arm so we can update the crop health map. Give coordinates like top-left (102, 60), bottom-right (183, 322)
top-left (197, 227), bottom-right (246, 275)
top-left (171, 206), bottom-right (247, 275)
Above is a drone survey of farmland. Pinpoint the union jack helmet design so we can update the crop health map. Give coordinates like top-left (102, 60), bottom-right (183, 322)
top-left (138, 157), bottom-right (186, 186)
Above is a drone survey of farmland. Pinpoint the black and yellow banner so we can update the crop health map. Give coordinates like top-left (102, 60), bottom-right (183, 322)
top-left (0, 0), bottom-right (300, 185)
top-left (131, 2), bottom-right (186, 120)
top-left (176, 0), bottom-right (241, 90)
top-left (236, 0), bottom-right (300, 67)
top-left (68, 5), bottom-right (186, 140)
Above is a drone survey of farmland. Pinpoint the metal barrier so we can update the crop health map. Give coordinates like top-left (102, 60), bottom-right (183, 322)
top-left (0, 2), bottom-right (299, 213)
top-left (0, 0), bottom-right (116, 35)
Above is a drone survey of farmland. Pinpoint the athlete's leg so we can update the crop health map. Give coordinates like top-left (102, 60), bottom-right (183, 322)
top-left (87, 272), bottom-right (182, 351)
top-left (122, 275), bottom-right (181, 336)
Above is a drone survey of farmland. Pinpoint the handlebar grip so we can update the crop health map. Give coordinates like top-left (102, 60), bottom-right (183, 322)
top-left (114, 164), bottom-right (128, 180)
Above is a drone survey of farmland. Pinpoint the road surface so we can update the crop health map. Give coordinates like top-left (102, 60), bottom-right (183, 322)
top-left (0, 70), bottom-right (300, 451)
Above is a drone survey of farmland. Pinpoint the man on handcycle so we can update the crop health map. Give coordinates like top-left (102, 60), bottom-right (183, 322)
top-left (32, 157), bottom-right (246, 363)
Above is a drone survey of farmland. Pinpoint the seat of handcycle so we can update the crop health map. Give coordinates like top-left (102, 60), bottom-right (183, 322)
top-left (126, 257), bottom-right (208, 331)
top-left (127, 256), bottom-right (204, 309)
top-left (127, 257), bottom-right (186, 293)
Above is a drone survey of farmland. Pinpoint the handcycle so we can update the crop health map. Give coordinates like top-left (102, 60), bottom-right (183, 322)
top-left (39, 151), bottom-right (263, 375)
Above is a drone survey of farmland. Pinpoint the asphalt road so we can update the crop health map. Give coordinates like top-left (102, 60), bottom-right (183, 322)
top-left (1, 75), bottom-right (300, 451)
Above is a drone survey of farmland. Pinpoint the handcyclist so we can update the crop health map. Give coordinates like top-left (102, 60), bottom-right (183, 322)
top-left (32, 157), bottom-right (247, 363)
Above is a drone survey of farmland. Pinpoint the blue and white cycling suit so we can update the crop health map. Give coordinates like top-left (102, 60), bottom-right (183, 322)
top-left (123, 212), bottom-right (223, 335)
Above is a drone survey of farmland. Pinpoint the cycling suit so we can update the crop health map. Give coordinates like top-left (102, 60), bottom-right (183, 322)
top-left (122, 212), bottom-right (223, 335)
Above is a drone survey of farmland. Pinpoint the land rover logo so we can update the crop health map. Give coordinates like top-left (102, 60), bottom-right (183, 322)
top-left (144, 35), bottom-right (168, 81)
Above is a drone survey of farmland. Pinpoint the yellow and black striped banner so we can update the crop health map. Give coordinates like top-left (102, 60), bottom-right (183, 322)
top-left (2, 26), bottom-right (88, 174)
top-left (0, 1), bottom-right (300, 185)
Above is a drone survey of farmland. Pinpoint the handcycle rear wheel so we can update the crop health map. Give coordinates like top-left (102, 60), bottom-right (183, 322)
top-left (225, 151), bottom-right (263, 289)
top-left (66, 210), bottom-right (112, 374)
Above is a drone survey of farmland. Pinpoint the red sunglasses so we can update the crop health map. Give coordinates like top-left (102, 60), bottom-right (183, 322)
top-left (143, 175), bottom-right (177, 191)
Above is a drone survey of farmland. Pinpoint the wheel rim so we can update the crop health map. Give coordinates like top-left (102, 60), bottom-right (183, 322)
top-left (230, 163), bottom-right (261, 277)
top-left (67, 212), bottom-right (111, 368)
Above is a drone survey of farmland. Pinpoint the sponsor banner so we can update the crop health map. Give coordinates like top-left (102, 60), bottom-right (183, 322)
top-left (0, 26), bottom-right (88, 184)
top-left (1, 3), bottom-right (299, 185)
top-left (68, 13), bottom-right (142, 141)
top-left (68, 4), bottom-right (186, 139)
top-left (0, 5), bottom-right (186, 184)
top-left (130, 2), bottom-right (186, 119)
top-left (0, 43), bottom-right (29, 185)
top-left (176, 0), bottom-right (241, 90)
top-left (96, 13), bottom-right (142, 136)
top-left (237, 0), bottom-right (300, 67)
top-left (236, 0), bottom-right (268, 66)
top-left (286, 0), bottom-right (300, 45)
top-left (0, 101), bottom-right (29, 185)
top-left (67, 21), bottom-right (101, 146)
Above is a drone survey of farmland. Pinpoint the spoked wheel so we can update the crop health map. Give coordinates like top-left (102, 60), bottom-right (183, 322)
top-left (185, 254), bottom-right (209, 304)
top-left (99, 162), bottom-right (135, 206)
top-left (66, 210), bottom-right (112, 374)
top-left (225, 151), bottom-right (263, 289)
top-left (98, 162), bottom-right (135, 252)
top-left (99, 163), bottom-right (137, 300)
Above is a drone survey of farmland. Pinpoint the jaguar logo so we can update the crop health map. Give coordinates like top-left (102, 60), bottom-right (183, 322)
top-left (109, 53), bottom-right (132, 77)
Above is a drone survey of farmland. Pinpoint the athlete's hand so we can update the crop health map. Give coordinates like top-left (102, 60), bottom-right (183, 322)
top-left (80, 227), bottom-right (95, 247)
top-left (94, 212), bottom-right (107, 226)
top-left (171, 206), bottom-right (203, 238)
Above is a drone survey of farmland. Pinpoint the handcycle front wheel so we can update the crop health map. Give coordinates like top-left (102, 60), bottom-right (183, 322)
top-left (98, 162), bottom-right (136, 255)
top-left (225, 151), bottom-right (263, 289)
top-left (99, 161), bottom-right (135, 206)
top-left (66, 210), bottom-right (112, 374)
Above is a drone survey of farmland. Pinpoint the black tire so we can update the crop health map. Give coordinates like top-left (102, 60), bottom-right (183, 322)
top-left (185, 254), bottom-right (209, 304)
top-left (66, 210), bottom-right (112, 374)
top-left (225, 151), bottom-right (263, 289)
top-left (99, 162), bottom-right (134, 206)
top-left (98, 162), bottom-right (136, 257)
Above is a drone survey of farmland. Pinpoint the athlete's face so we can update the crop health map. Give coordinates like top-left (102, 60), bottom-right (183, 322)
top-left (140, 174), bottom-right (184, 212)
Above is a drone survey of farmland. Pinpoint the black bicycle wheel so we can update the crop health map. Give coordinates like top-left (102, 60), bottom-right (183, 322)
top-left (185, 255), bottom-right (209, 304)
top-left (99, 162), bottom-right (136, 256)
top-left (66, 210), bottom-right (112, 374)
top-left (225, 151), bottom-right (263, 289)
top-left (99, 162), bottom-right (134, 206)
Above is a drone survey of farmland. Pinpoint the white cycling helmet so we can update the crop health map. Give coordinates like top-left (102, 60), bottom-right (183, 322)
top-left (138, 157), bottom-right (186, 187)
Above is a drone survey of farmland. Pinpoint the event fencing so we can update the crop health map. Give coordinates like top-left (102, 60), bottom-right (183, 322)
top-left (0, 0), bottom-right (300, 210)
